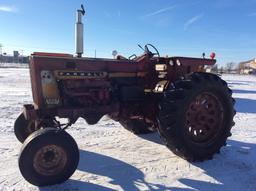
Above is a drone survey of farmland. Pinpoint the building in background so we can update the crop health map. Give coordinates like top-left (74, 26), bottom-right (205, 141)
top-left (239, 59), bottom-right (256, 74)
top-left (0, 51), bottom-right (29, 64)
top-left (13, 51), bottom-right (19, 63)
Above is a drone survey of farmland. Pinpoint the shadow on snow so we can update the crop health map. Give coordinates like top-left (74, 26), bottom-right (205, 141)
top-left (75, 150), bottom-right (174, 191)
top-left (226, 80), bottom-right (256, 86)
top-left (40, 146), bottom-right (173, 191)
top-left (232, 89), bottom-right (256, 94)
top-left (39, 132), bottom-right (256, 191)
top-left (169, 139), bottom-right (256, 191)
top-left (234, 98), bottom-right (256, 114)
top-left (140, 133), bottom-right (256, 191)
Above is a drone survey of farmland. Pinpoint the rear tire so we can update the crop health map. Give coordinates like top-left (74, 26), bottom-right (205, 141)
top-left (120, 119), bottom-right (155, 134)
top-left (18, 128), bottom-right (79, 186)
top-left (157, 72), bottom-right (236, 161)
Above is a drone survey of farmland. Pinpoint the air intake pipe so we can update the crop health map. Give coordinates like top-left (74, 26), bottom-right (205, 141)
top-left (75, 4), bottom-right (85, 57)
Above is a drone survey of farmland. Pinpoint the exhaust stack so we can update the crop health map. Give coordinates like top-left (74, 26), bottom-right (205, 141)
top-left (75, 5), bottom-right (85, 57)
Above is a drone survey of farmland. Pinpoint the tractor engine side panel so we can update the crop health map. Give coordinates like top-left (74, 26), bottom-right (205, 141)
top-left (29, 55), bottom-right (150, 111)
top-left (59, 79), bottom-right (111, 107)
top-left (29, 56), bottom-right (108, 108)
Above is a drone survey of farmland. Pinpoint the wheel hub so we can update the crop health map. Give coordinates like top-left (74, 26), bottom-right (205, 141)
top-left (33, 145), bottom-right (67, 176)
top-left (185, 92), bottom-right (223, 143)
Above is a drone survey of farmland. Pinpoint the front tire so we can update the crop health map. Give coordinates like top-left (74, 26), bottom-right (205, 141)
top-left (14, 113), bottom-right (37, 143)
top-left (18, 128), bottom-right (79, 186)
top-left (157, 73), bottom-right (236, 161)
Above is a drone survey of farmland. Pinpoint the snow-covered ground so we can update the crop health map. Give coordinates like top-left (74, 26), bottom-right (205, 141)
top-left (0, 68), bottom-right (255, 191)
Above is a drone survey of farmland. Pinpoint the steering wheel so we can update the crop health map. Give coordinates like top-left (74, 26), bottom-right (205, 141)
top-left (144, 44), bottom-right (160, 58)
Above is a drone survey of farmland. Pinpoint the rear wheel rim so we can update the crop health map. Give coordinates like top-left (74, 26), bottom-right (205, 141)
top-left (185, 92), bottom-right (224, 144)
top-left (33, 145), bottom-right (67, 176)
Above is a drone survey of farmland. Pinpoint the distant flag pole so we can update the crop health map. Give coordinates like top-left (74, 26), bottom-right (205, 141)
top-left (0, 43), bottom-right (2, 64)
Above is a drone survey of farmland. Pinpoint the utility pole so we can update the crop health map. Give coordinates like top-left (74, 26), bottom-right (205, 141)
top-left (94, 49), bottom-right (97, 58)
top-left (0, 43), bottom-right (2, 64)
top-left (19, 49), bottom-right (24, 64)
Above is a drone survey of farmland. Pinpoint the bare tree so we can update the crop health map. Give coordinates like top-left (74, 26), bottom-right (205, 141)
top-left (226, 62), bottom-right (235, 73)
top-left (220, 66), bottom-right (224, 74)
top-left (238, 62), bottom-right (245, 74)
top-left (211, 64), bottom-right (218, 73)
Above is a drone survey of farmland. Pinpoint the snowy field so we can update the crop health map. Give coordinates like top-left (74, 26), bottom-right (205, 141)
top-left (0, 68), bottom-right (255, 191)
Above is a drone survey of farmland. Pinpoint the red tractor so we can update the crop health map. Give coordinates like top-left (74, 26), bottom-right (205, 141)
top-left (14, 5), bottom-right (235, 186)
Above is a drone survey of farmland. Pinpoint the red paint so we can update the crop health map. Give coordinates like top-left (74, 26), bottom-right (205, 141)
top-left (210, 52), bottom-right (216, 59)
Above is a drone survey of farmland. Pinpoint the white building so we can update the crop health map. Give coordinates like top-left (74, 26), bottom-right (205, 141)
top-left (239, 59), bottom-right (256, 74)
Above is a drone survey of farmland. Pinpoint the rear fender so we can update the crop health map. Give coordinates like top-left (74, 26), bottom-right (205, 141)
top-left (171, 57), bottom-right (216, 66)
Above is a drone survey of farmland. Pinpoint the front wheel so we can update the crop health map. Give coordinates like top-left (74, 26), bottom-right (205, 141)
top-left (14, 113), bottom-right (57, 143)
top-left (18, 128), bottom-right (79, 186)
top-left (157, 73), bottom-right (236, 161)
top-left (14, 113), bottom-right (37, 143)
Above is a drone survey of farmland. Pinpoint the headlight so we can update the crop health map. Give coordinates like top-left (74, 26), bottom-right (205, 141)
top-left (41, 70), bottom-right (60, 106)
